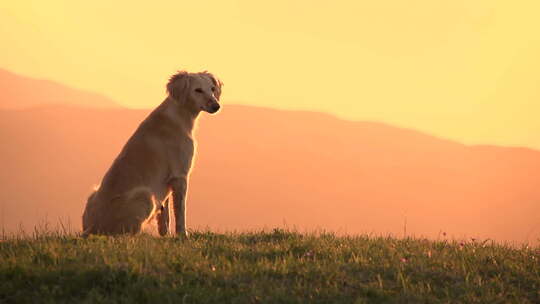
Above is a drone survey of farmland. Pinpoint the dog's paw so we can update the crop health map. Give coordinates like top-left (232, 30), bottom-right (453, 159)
top-left (176, 230), bottom-right (189, 240)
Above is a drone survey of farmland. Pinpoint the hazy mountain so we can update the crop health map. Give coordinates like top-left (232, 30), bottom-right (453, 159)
top-left (1, 105), bottom-right (539, 244)
top-left (0, 68), bottom-right (119, 109)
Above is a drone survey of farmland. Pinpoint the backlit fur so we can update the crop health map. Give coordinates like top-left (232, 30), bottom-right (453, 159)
top-left (82, 70), bottom-right (223, 236)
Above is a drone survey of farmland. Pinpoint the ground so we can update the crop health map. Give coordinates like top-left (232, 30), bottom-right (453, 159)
top-left (0, 229), bottom-right (539, 303)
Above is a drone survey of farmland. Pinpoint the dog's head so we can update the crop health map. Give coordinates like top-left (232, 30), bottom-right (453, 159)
top-left (166, 71), bottom-right (223, 114)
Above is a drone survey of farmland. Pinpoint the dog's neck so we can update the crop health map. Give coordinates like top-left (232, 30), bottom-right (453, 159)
top-left (162, 97), bottom-right (200, 137)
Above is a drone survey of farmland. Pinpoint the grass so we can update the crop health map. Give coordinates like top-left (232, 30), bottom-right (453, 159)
top-left (0, 229), bottom-right (538, 303)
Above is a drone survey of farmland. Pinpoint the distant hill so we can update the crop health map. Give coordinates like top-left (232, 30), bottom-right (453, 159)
top-left (0, 69), bottom-right (119, 109)
top-left (1, 105), bottom-right (539, 244)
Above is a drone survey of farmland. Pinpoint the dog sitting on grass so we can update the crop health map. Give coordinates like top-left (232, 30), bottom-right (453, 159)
top-left (82, 70), bottom-right (223, 236)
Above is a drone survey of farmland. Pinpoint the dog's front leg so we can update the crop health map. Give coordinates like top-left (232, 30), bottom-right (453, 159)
top-left (169, 177), bottom-right (188, 237)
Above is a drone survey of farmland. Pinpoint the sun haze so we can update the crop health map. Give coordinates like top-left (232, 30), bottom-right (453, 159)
top-left (0, 1), bottom-right (539, 149)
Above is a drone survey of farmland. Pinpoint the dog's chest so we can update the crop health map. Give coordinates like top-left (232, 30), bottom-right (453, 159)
top-left (167, 137), bottom-right (195, 177)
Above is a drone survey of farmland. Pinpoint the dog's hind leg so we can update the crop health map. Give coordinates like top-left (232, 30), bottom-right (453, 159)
top-left (112, 188), bottom-right (156, 234)
top-left (157, 198), bottom-right (170, 236)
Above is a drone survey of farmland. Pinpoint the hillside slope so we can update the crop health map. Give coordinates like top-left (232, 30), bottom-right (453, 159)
top-left (1, 231), bottom-right (538, 303)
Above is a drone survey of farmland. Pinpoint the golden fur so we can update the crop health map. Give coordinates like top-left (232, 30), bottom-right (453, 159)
top-left (82, 70), bottom-right (223, 236)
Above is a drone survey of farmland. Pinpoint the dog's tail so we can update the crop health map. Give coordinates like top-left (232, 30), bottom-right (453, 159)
top-left (81, 191), bottom-right (98, 237)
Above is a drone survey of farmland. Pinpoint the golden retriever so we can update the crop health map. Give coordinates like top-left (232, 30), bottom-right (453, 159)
top-left (82, 70), bottom-right (223, 236)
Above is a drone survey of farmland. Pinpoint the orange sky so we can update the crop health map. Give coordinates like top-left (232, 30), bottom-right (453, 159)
top-left (1, 1), bottom-right (539, 149)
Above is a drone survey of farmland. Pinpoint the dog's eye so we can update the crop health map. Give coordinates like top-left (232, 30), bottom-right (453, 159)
top-left (194, 88), bottom-right (203, 93)
top-left (211, 87), bottom-right (216, 92)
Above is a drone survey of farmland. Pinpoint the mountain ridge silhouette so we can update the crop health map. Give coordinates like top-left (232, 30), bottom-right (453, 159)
top-left (1, 105), bottom-right (538, 244)
top-left (0, 69), bottom-right (538, 243)
top-left (0, 68), bottom-right (120, 109)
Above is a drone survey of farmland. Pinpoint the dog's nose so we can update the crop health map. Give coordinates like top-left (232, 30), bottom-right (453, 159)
top-left (211, 103), bottom-right (220, 112)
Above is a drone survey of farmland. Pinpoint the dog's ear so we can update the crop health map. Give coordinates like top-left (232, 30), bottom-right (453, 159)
top-left (167, 71), bottom-right (191, 102)
top-left (203, 72), bottom-right (223, 101)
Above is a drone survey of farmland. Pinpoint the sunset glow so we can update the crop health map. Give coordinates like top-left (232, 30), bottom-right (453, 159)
top-left (1, 4), bottom-right (539, 299)
top-left (1, 0), bottom-right (539, 149)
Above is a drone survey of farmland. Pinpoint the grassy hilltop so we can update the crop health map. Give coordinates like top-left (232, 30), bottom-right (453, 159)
top-left (0, 230), bottom-right (539, 303)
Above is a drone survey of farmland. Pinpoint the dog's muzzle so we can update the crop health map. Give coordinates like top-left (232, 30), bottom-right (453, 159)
top-left (208, 103), bottom-right (220, 114)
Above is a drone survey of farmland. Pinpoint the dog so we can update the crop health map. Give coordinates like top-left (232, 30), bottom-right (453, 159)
top-left (82, 70), bottom-right (223, 236)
